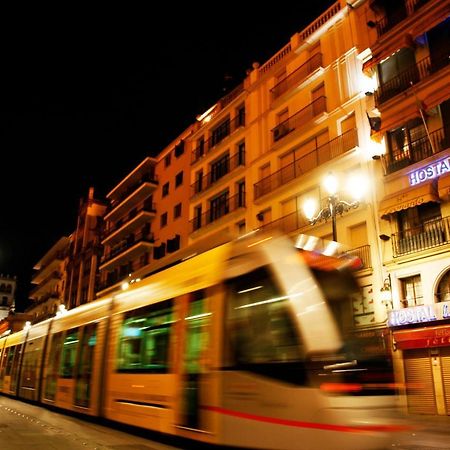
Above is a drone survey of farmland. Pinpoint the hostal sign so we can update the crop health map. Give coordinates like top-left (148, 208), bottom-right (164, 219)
top-left (409, 156), bottom-right (450, 186)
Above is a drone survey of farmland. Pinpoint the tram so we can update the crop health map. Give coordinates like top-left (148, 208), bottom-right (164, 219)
top-left (0, 232), bottom-right (406, 450)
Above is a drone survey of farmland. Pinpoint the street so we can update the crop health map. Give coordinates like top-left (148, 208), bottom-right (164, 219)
top-left (2, 396), bottom-right (450, 449)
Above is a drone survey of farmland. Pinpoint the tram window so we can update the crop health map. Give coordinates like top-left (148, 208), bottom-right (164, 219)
top-left (226, 267), bottom-right (304, 380)
top-left (5, 346), bottom-right (15, 376)
top-left (45, 332), bottom-right (64, 400)
top-left (117, 299), bottom-right (173, 373)
top-left (21, 338), bottom-right (43, 389)
top-left (59, 328), bottom-right (80, 378)
top-left (75, 323), bottom-right (97, 407)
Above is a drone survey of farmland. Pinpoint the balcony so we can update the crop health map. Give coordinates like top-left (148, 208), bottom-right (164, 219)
top-left (383, 124), bottom-right (450, 175)
top-left (392, 216), bottom-right (450, 257)
top-left (343, 245), bottom-right (372, 271)
top-left (191, 151), bottom-right (245, 197)
top-left (272, 97), bottom-right (327, 143)
top-left (255, 129), bottom-right (358, 200)
top-left (374, 0), bottom-right (432, 37)
top-left (32, 251), bottom-right (65, 284)
top-left (191, 114), bottom-right (246, 164)
top-left (105, 180), bottom-right (158, 223)
top-left (271, 53), bottom-right (323, 100)
top-left (375, 53), bottom-right (450, 106)
top-left (99, 231), bottom-right (155, 270)
top-left (102, 204), bottom-right (156, 246)
top-left (29, 271), bottom-right (62, 300)
top-left (190, 192), bottom-right (245, 233)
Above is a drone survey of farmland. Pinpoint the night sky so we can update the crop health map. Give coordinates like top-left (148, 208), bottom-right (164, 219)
top-left (1, 2), bottom-right (335, 311)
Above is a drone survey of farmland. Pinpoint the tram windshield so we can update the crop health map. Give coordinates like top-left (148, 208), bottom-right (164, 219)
top-left (225, 257), bottom-right (394, 395)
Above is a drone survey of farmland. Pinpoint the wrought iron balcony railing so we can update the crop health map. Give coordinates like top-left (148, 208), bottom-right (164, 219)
top-left (190, 192), bottom-right (245, 233)
top-left (392, 216), bottom-right (450, 257)
top-left (271, 96), bottom-right (327, 143)
top-left (255, 128), bottom-right (357, 199)
top-left (383, 124), bottom-right (450, 175)
top-left (375, 53), bottom-right (449, 106)
top-left (191, 113), bottom-right (246, 164)
top-left (191, 151), bottom-right (245, 196)
top-left (271, 53), bottom-right (323, 100)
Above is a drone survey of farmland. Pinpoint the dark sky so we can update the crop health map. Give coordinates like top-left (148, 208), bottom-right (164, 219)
top-left (1, 2), bottom-right (335, 311)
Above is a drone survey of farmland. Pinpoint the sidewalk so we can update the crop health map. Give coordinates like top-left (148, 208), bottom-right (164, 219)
top-left (408, 413), bottom-right (450, 435)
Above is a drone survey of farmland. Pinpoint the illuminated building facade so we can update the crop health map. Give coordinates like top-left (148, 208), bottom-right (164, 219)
top-left (0, 274), bottom-right (16, 321)
top-left (186, 0), bottom-right (387, 328)
top-left (27, 237), bottom-right (69, 323)
top-left (97, 127), bottom-right (193, 295)
top-left (360, 0), bottom-right (450, 414)
top-left (64, 187), bottom-right (106, 309)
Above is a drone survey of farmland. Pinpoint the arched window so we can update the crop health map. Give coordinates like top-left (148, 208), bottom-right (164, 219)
top-left (436, 270), bottom-right (450, 303)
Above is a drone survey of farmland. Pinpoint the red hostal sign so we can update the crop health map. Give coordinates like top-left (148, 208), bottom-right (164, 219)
top-left (394, 325), bottom-right (450, 350)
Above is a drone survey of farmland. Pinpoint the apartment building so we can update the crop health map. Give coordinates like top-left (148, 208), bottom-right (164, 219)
top-left (0, 274), bottom-right (16, 321)
top-left (187, 0), bottom-right (387, 329)
top-left (27, 237), bottom-right (69, 323)
top-left (360, 0), bottom-right (450, 414)
top-left (98, 127), bottom-right (193, 295)
top-left (64, 187), bottom-right (106, 309)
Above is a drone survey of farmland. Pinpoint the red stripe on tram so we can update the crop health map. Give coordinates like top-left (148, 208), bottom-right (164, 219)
top-left (202, 405), bottom-right (411, 433)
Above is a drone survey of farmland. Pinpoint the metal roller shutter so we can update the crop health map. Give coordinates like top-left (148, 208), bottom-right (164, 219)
top-left (404, 349), bottom-right (437, 415)
top-left (439, 347), bottom-right (450, 415)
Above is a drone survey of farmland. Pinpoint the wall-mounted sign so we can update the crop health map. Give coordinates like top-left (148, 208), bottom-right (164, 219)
top-left (388, 301), bottom-right (450, 327)
top-left (409, 157), bottom-right (450, 186)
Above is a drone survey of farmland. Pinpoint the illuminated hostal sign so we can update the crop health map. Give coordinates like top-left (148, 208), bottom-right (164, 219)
top-left (388, 301), bottom-right (450, 327)
top-left (409, 157), bottom-right (450, 186)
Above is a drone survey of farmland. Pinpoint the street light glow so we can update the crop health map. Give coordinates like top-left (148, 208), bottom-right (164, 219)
top-left (302, 172), bottom-right (362, 242)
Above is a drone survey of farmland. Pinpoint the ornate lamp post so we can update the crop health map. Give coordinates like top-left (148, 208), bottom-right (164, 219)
top-left (302, 172), bottom-right (365, 242)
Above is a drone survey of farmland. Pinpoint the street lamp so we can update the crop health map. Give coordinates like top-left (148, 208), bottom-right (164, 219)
top-left (302, 172), bottom-right (366, 242)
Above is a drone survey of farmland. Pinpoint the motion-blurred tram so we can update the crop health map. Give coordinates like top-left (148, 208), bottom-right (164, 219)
top-left (0, 232), bottom-right (405, 450)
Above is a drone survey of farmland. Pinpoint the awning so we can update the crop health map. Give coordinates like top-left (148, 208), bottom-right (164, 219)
top-left (393, 325), bottom-right (450, 350)
top-left (438, 172), bottom-right (450, 201)
top-left (362, 34), bottom-right (415, 73)
top-left (379, 182), bottom-right (439, 219)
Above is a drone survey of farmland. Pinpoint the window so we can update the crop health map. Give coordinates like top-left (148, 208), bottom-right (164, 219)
top-left (341, 112), bottom-right (356, 134)
top-left (236, 104), bottom-right (245, 127)
top-left (401, 275), bottom-right (423, 307)
top-left (74, 324), bottom-right (97, 407)
top-left (211, 118), bottom-right (231, 146)
top-left (236, 220), bottom-right (246, 235)
top-left (194, 205), bottom-right (202, 231)
top-left (175, 171), bottom-right (184, 187)
top-left (194, 170), bottom-right (203, 194)
top-left (59, 328), bottom-right (79, 378)
top-left (210, 153), bottom-right (230, 183)
top-left (162, 182), bottom-right (169, 197)
top-left (117, 300), bottom-right (173, 373)
top-left (175, 140), bottom-right (184, 157)
top-left (397, 203), bottom-right (443, 254)
top-left (164, 154), bottom-right (171, 167)
top-left (237, 180), bottom-right (245, 208)
top-left (437, 270), bottom-right (450, 303)
top-left (237, 141), bottom-right (245, 165)
top-left (225, 267), bottom-right (303, 383)
top-left (274, 109), bottom-right (290, 142)
top-left (387, 119), bottom-right (430, 164)
top-left (311, 83), bottom-right (326, 115)
top-left (160, 212), bottom-right (168, 228)
top-left (379, 48), bottom-right (416, 86)
top-left (209, 191), bottom-right (229, 222)
top-left (174, 203), bottom-right (182, 219)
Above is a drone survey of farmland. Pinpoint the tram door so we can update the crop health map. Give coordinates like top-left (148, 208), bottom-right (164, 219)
top-left (180, 289), bottom-right (212, 430)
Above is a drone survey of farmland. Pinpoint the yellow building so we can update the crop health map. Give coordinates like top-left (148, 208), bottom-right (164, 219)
top-left (360, 0), bottom-right (450, 414)
top-left (187, 0), bottom-right (388, 328)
